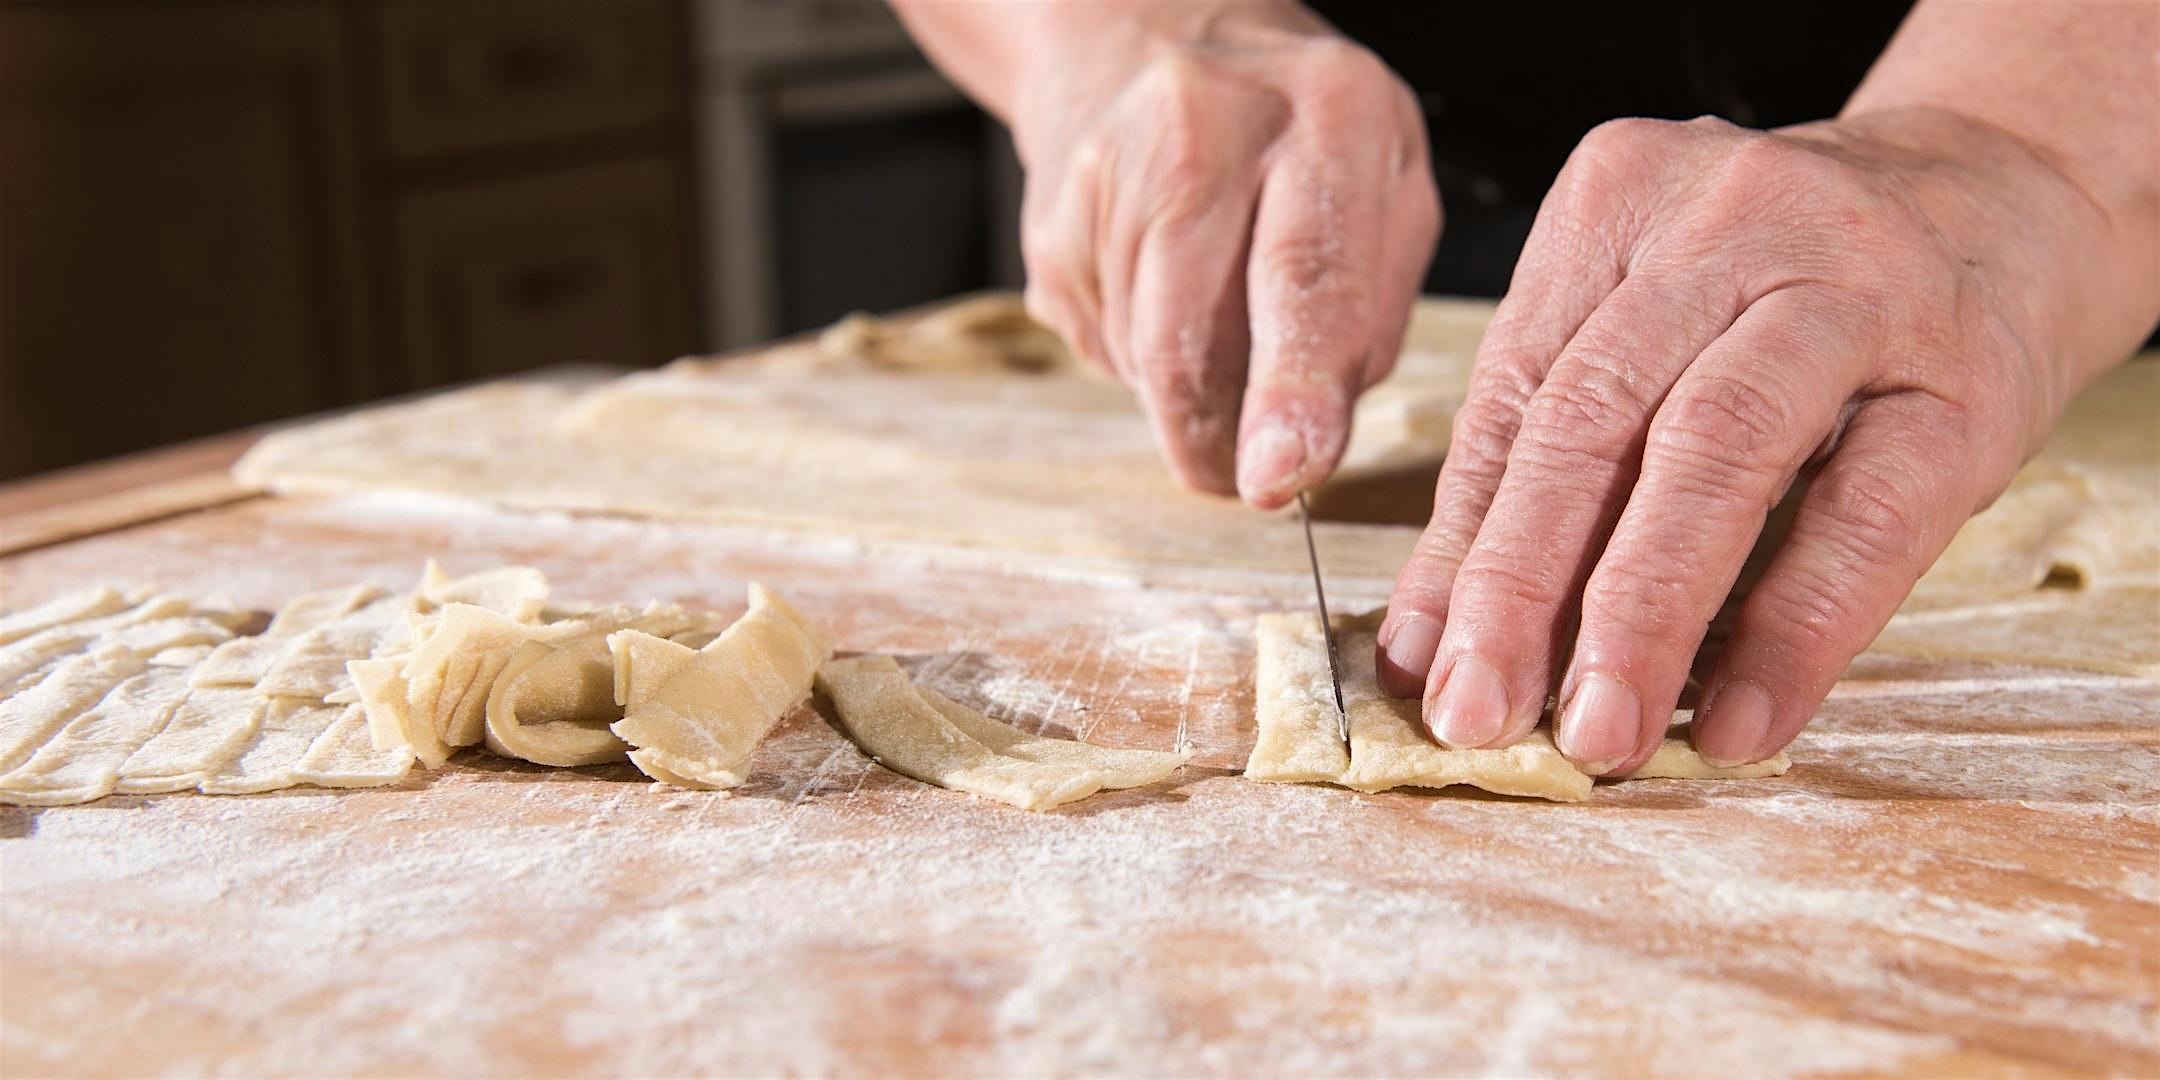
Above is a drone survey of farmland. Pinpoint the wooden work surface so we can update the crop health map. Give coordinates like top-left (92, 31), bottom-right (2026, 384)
top-left (2, 311), bottom-right (2156, 1077)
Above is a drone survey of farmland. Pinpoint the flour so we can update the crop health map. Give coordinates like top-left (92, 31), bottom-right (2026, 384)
top-left (6, 485), bottom-right (2157, 1075)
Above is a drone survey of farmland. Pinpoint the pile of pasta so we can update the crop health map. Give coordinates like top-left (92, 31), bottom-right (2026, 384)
top-left (0, 564), bottom-right (828, 806)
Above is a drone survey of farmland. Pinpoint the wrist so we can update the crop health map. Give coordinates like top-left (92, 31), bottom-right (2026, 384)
top-left (1003, 1), bottom-right (1335, 165)
top-left (1806, 107), bottom-right (2154, 416)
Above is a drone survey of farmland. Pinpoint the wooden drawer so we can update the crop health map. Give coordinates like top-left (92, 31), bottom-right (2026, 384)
top-left (391, 158), bottom-right (695, 385)
top-left (373, 0), bottom-right (681, 161)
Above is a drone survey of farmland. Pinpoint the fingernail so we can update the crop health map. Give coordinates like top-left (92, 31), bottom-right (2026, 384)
top-left (1236, 419), bottom-right (1306, 503)
top-left (1378, 615), bottom-right (1442, 698)
top-left (1429, 655), bottom-right (1508, 749)
top-left (1558, 672), bottom-right (1642, 775)
top-left (1697, 680), bottom-right (1774, 767)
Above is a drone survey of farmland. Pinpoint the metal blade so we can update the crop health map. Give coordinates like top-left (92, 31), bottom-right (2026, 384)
top-left (1295, 492), bottom-right (1349, 741)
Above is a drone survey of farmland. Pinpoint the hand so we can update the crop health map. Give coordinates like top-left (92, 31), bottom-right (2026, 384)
top-left (1008, 5), bottom-right (1439, 505)
top-left (1373, 108), bottom-right (2131, 773)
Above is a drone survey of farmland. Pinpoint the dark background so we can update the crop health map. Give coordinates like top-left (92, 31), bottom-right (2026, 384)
top-left (0, 0), bottom-right (1925, 481)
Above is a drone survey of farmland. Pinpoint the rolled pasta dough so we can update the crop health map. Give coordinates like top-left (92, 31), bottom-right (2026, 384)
top-left (1247, 611), bottom-right (1790, 801)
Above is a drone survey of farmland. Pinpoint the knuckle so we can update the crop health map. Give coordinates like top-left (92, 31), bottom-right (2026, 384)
top-left (1756, 567), bottom-right (1860, 664)
top-left (1818, 460), bottom-right (1925, 570)
top-left (1456, 553), bottom-right (1569, 609)
top-left (1019, 230), bottom-right (1068, 280)
top-left (1585, 556), bottom-right (1708, 641)
top-left (1577, 117), bottom-right (1671, 159)
top-left (1256, 236), bottom-right (1367, 314)
top-left (1298, 38), bottom-right (1392, 96)
top-left (1519, 362), bottom-right (1656, 458)
top-left (1444, 395), bottom-right (1523, 476)
top-left (1703, 137), bottom-right (1871, 232)
top-left (1646, 375), bottom-right (1800, 487)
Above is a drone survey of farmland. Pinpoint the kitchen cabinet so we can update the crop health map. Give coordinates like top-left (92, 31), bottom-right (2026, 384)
top-left (0, 0), bottom-right (696, 480)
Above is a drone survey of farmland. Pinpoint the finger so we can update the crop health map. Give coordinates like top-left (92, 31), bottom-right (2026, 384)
top-left (1359, 88), bottom-right (1443, 390)
top-left (1373, 155), bottom-right (1633, 697)
top-left (1555, 289), bottom-right (1870, 775)
top-left (1693, 392), bottom-right (1988, 765)
top-left (1234, 121), bottom-right (1393, 509)
top-left (1125, 181), bottom-right (1262, 494)
top-left (1421, 273), bottom-right (1739, 750)
top-left (1019, 161), bottom-right (1109, 375)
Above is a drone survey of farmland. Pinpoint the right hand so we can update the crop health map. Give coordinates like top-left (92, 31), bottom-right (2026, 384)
top-left (1008, 5), bottom-right (1440, 507)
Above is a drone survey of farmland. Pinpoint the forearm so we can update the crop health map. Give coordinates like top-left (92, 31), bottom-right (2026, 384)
top-left (1844, 0), bottom-right (2160, 388)
top-left (888, 1), bottom-right (1330, 151)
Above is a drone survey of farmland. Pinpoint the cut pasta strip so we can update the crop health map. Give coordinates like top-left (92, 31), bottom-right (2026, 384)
top-left (816, 655), bottom-right (1104, 811)
top-left (0, 587), bottom-right (135, 647)
top-left (1248, 612), bottom-right (1790, 802)
top-left (0, 662), bottom-right (198, 806)
top-left (607, 585), bottom-right (830, 789)
top-left (918, 684), bottom-right (1185, 790)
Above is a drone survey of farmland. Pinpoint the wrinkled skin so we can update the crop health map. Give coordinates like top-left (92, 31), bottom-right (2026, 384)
top-left (1004, 11), bottom-right (1439, 506)
top-left (1373, 109), bottom-right (2120, 774)
top-left (894, 0), bottom-right (2159, 772)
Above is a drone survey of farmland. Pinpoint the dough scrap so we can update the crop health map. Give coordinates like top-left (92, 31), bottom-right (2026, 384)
top-left (192, 584), bottom-right (385, 688)
top-left (607, 585), bottom-right (831, 789)
top-left (0, 586), bottom-right (136, 647)
top-left (0, 608), bottom-right (238, 775)
top-left (1247, 612), bottom-right (1790, 801)
top-left (397, 603), bottom-right (559, 765)
top-left (290, 704), bottom-right (414, 789)
top-left (918, 685), bottom-right (1186, 790)
top-left (197, 697), bottom-right (346, 794)
top-left (112, 686), bottom-right (268, 794)
top-left (1244, 612), bottom-right (1352, 783)
top-left (253, 596), bottom-right (416, 700)
top-left (417, 560), bottom-right (550, 622)
top-left (816, 655), bottom-right (1105, 811)
top-left (1871, 586), bottom-right (2159, 678)
top-left (1909, 362), bottom-right (2159, 607)
top-left (0, 594), bottom-right (193, 692)
top-left (0, 662), bottom-right (196, 805)
top-left (483, 603), bottom-right (696, 767)
top-left (88, 616), bottom-right (239, 671)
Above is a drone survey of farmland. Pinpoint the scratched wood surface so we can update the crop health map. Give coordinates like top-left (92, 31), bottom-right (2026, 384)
top-left (1, 305), bottom-right (2155, 1077)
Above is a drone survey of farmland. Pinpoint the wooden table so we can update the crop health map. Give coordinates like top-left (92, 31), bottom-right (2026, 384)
top-left (2, 360), bottom-right (2155, 1078)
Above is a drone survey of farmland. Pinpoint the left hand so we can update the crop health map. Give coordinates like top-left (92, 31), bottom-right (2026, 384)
top-left (1373, 108), bottom-right (2126, 774)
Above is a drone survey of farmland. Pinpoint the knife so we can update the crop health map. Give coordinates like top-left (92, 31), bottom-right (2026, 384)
top-left (1295, 491), bottom-right (1349, 743)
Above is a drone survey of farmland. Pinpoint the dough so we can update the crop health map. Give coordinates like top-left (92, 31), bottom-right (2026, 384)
top-left (0, 564), bottom-right (725, 801)
top-left (607, 585), bottom-right (831, 788)
top-left (816, 655), bottom-right (1105, 811)
top-left (112, 686), bottom-right (268, 794)
top-left (1907, 362), bottom-right (2159, 609)
top-left (918, 685), bottom-right (1186, 790)
top-left (289, 704), bottom-right (414, 789)
top-left (191, 584), bottom-right (384, 688)
top-left (1870, 586), bottom-right (2159, 678)
top-left (0, 608), bottom-right (238, 775)
top-left (197, 697), bottom-right (346, 795)
top-left (397, 603), bottom-right (558, 765)
top-left (0, 659), bottom-right (199, 806)
top-left (1247, 611), bottom-right (1791, 802)
top-left (89, 616), bottom-right (239, 670)
top-left (1244, 612), bottom-right (1352, 783)
top-left (0, 594), bottom-right (192, 692)
top-left (483, 603), bottom-right (696, 767)
top-left (0, 586), bottom-right (136, 647)
top-left (229, 329), bottom-right (1465, 584)
top-left (253, 596), bottom-right (416, 700)
top-left (416, 560), bottom-right (549, 622)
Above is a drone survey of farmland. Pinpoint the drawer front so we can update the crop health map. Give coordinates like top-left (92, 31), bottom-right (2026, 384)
top-left (392, 158), bottom-right (695, 385)
top-left (375, 0), bottom-right (682, 160)
top-left (693, 0), bottom-right (911, 63)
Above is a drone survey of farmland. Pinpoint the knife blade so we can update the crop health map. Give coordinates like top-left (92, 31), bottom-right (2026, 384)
top-left (1295, 491), bottom-right (1349, 742)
